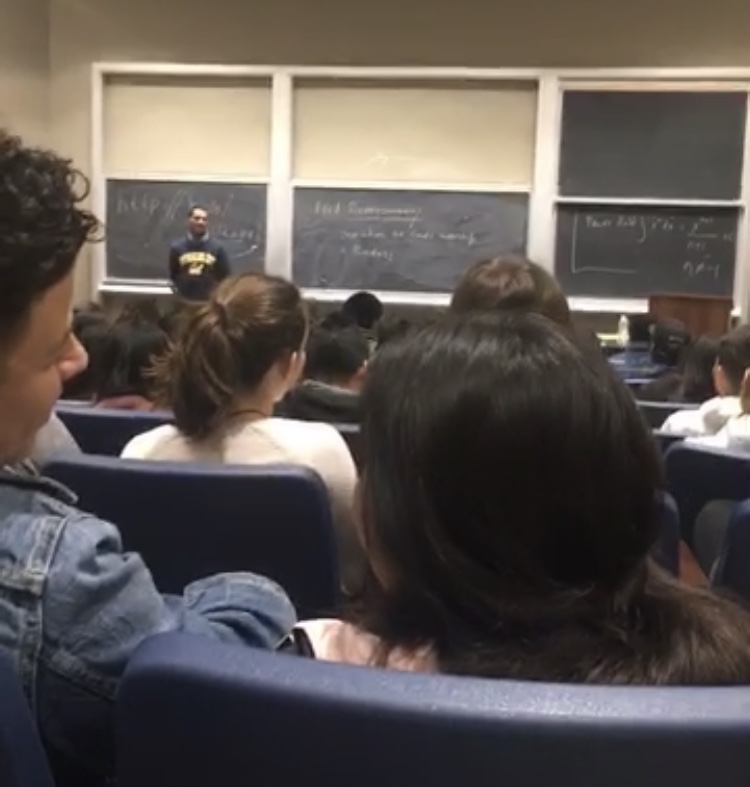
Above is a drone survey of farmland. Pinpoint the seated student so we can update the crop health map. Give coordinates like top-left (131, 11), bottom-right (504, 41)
top-left (451, 255), bottom-right (572, 326)
top-left (121, 273), bottom-right (363, 592)
top-left (661, 325), bottom-right (750, 436)
top-left (60, 307), bottom-right (110, 401)
top-left (0, 130), bottom-right (294, 787)
top-left (375, 315), bottom-right (413, 349)
top-left (290, 311), bottom-right (750, 683)
top-left (639, 334), bottom-right (718, 404)
top-left (278, 325), bottom-right (368, 424)
top-left (93, 320), bottom-right (169, 410)
top-left (341, 291), bottom-right (384, 347)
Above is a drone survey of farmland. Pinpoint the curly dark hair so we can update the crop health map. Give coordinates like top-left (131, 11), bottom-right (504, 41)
top-left (0, 130), bottom-right (102, 342)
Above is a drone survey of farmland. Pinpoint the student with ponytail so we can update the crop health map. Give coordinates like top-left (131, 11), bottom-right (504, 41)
top-left (121, 273), bottom-right (362, 592)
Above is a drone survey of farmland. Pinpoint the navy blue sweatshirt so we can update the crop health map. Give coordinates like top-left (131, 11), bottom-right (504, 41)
top-left (168, 235), bottom-right (231, 301)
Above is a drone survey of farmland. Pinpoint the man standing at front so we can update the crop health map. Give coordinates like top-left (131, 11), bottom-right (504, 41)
top-left (169, 205), bottom-right (231, 300)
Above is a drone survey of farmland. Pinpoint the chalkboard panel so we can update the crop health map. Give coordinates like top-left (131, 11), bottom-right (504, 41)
top-left (555, 205), bottom-right (737, 298)
top-left (559, 91), bottom-right (747, 200)
top-left (292, 188), bottom-right (528, 292)
top-left (106, 180), bottom-right (267, 280)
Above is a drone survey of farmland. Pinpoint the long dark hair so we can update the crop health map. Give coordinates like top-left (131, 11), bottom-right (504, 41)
top-left (351, 311), bottom-right (750, 684)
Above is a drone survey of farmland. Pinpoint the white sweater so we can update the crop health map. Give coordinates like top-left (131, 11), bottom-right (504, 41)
top-left (121, 417), bottom-right (362, 591)
top-left (661, 396), bottom-right (742, 437)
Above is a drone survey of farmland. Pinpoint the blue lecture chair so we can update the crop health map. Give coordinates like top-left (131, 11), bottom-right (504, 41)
top-left (637, 401), bottom-right (699, 430)
top-left (0, 653), bottom-right (56, 787)
top-left (713, 497), bottom-right (750, 601)
top-left (55, 403), bottom-right (172, 456)
top-left (654, 493), bottom-right (680, 576)
top-left (116, 632), bottom-right (750, 787)
top-left (665, 442), bottom-right (750, 545)
top-left (44, 456), bottom-right (340, 618)
top-left (652, 430), bottom-right (684, 454)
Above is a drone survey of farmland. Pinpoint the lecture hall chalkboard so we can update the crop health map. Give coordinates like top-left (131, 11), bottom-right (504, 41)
top-left (555, 205), bottom-right (738, 299)
top-left (106, 180), bottom-right (267, 280)
top-left (292, 188), bottom-right (529, 292)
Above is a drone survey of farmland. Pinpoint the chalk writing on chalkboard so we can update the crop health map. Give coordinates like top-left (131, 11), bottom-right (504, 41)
top-left (555, 205), bottom-right (737, 298)
top-left (106, 180), bottom-right (267, 281)
top-left (293, 188), bottom-right (529, 293)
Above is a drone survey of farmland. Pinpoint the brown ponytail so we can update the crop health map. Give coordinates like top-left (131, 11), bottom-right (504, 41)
top-left (153, 273), bottom-right (307, 440)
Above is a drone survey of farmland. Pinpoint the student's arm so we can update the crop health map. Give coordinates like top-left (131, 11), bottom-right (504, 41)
top-left (37, 511), bottom-right (295, 781)
top-left (215, 244), bottom-right (231, 281)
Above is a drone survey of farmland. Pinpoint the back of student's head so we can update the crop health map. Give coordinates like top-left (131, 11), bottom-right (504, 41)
top-left (341, 291), bottom-right (384, 330)
top-left (450, 255), bottom-right (571, 327)
top-left (678, 335), bottom-right (719, 403)
top-left (96, 320), bottom-right (169, 402)
top-left (353, 310), bottom-right (750, 684)
top-left (62, 310), bottom-right (111, 400)
top-left (650, 319), bottom-right (690, 367)
top-left (305, 325), bottom-right (369, 387)
top-left (154, 273), bottom-right (308, 440)
top-left (715, 325), bottom-right (750, 396)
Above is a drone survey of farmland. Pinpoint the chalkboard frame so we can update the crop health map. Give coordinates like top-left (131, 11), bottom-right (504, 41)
top-left (548, 83), bottom-right (750, 306)
top-left (291, 185), bottom-right (531, 295)
top-left (91, 62), bottom-right (750, 315)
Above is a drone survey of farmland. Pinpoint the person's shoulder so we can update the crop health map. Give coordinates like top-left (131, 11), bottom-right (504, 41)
top-left (264, 418), bottom-right (347, 452)
top-left (121, 423), bottom-right (179, 459)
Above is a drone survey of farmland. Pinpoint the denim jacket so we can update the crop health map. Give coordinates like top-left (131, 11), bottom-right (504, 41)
top-left (0, 464), bottom-right (296, 786)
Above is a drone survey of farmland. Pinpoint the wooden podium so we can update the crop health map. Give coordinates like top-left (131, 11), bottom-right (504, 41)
top-left (648, 294), bottom-right (733, 338)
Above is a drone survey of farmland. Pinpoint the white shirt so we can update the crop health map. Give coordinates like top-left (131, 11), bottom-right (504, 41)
top-left (661, 396), bottom-right (742, 437)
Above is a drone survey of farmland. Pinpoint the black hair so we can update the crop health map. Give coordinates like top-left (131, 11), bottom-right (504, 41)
top-left (678, 335), bottom-right (719, 403)
top-left (717, 325), bottom-right (750, 394)
top-left (651, 319), bottom-right (690, 367)
top-left (320, 311), bottom-right (357, 331)
top-left (350, 311), bottom-right (750, 684)
top-left (188, 205), bottom-right (207, 217)
top-left (341, 291), bottom-right (384, 330)
top-left (0, 131), bottom-right (101, 345)
top-left (305, 326), bottom-right (369, 385)
top-left (95, 321), bottom-right (169, 402)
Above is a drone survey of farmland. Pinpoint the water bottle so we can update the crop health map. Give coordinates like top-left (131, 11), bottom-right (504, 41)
top-left (617, 314), bottom-right (629, 347)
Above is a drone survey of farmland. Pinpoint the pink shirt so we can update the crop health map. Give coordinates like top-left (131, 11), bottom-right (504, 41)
top-left (296, 619), bottom-right (435, 672)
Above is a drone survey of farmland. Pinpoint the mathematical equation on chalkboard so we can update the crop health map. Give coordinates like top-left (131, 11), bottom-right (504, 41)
top-left (555, 205), bottom-right (737, 298)
top-left (572, 212), bottom-right (735, 279)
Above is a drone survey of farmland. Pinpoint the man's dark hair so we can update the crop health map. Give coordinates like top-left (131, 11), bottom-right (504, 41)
top-left (305, 326), bottom-right (369, 385)
top-left (627, 314), bottom-right (654, 345)
top-left (341, 291), bottom-right (384, 330)
top-left (188, 205), bottom-right (207, 217)
top-left (0, 131), bottom-right (101, 343)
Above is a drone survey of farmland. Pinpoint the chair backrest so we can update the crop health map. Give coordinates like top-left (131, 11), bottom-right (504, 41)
top-left (44, 456), bottom-right (340, 618)
top-left (0, 653), bottom-right (55, 787)
top-left (55, 404), bottom-right (172, 456)
top-left (117, 632), bottom-right (750, 787)
top-left (652, 430), bottom-right (684, 454)
top-left (665, 442), bottom-right (750, 545)
top-left (713, 497), bottom-right (750, 600)
top-left (637, 400), bottom-right (699, 429)
top-left (654, 493), bottom-right (680, 576)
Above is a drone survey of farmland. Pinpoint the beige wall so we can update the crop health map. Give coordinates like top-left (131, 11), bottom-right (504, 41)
top-left (48, 0), bottom-right (750, 298)
top-left (0, 0), bottom-right (49, 144)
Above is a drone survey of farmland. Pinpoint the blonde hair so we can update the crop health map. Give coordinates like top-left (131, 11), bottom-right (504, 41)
top-left (153, 273), bottom-right (307, 439)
